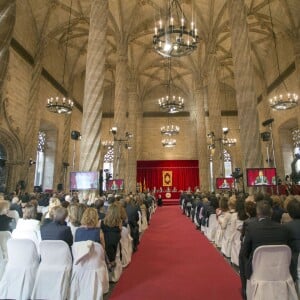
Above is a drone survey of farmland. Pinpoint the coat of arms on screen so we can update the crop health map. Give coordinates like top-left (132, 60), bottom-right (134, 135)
top-left (162, 171), bottom-right (172, 186)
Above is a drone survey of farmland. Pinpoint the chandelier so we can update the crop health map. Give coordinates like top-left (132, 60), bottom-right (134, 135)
top-left (46, 97), bottom-right (74, 114)
top-left (102, 140), bottom-right (114, 148)
top-left (161, 124), bottom-right (180, 136)
top-left (292, 128), bottom-right (300, 147)
top-left (162, 138), bottom-right (176, 148)
top-left (153, 0), bottom-right (199, 58)
top-left (222, 138), bottom-right (237, 147)
top-left (267, 0), bottom-right (298, 111)
top-left (46, 0), bottom-right (74, 115)
top-left (158, 58), bottom-right (184, 113)
top-left (269, 93), bottom-right (298, 110)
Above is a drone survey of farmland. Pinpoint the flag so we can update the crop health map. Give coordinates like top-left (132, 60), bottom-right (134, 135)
top-left (143, 177), bottom-right (146, 192)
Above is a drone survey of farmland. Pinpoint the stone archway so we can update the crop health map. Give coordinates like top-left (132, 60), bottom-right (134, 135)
top-left (0, 128), bottom-right (24, 193)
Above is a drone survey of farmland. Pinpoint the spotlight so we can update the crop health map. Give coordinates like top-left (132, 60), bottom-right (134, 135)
top-left (110, 127), bottom-right (117, 135)
top-left (207, 131), bottom-right (215, 138)
top-left (222, 127), bottom-right (229, 135)
top-left (71, 130), bottom-right (81, 140)
top-left (29, 158), bottom-right (36, 166)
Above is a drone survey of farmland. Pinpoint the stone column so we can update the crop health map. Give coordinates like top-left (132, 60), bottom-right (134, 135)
top-left (227, 0), bottom-right (262, 171)
top-left (126, 78), bottom-right (138, 193)
top-left (293, 32), bottom-right (300, 127)
top-left (194, 80), bottom-right (210, 192)
top-left (113, 46), bottom-right (128, 179)
top-left (80, 0), bottom-right (108, 171)
top-left (0, 1), bottom-right (16, 113)
top-left (207, 53), bottom-right (223, 183)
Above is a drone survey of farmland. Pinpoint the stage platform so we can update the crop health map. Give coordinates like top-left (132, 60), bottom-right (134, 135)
top-left (162, 199), bottom-right (179, 206)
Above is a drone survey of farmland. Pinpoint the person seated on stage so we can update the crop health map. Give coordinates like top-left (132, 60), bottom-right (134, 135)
top-left (166, 186), bottom-right (170, 192)
top-left (159, 187), bottom-right (163, 192)
top-left (254, 170), bottom-right (268, 185)
top-left (221, 179), bottom-right (230, 189)
top-left (172, 186), bottom-right (177, 192)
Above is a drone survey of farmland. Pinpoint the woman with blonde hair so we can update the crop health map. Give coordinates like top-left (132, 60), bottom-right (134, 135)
top-left (101, 203), bottom-right (122, 267)
top-left (0, 200), bottom-right (14, 231)
top-left (75, 207), bottom-right (105, 246)
top-left (67, 203), bottom-right (87, 238)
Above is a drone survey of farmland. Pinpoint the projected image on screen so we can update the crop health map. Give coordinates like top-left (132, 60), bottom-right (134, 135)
top-left (246, 168), bottom-right (276, 187)
top-left (216, 178), bottom-right (234, 190)
top-left (70, 171), bottom-right (99, 190)
top-left (107, 179), bottom-right (124, 191)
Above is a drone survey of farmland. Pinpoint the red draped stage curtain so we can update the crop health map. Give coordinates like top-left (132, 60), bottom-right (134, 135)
top-left (137, 160), bottom-right (199, 191)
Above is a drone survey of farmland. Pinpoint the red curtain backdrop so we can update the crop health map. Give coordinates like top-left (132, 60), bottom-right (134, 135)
top-left (137, 160), bottom-right (199, 191)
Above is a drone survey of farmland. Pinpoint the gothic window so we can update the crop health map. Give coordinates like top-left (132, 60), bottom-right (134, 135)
top-left (34, 131), bottom-right (47, 187)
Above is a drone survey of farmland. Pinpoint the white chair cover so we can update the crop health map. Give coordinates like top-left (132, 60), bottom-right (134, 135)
top-left (120, 225), bottom-right (133, 268)
top-left (138, 211), bottom-right (142, 233)
top-left (12, 229), bottom-right (41, 252)
top-left (140, 207), bottom-right (148, 232)
top-left (205, 214), bottom-right (217, 242)
top-left (214, 214), bottom-right (224, 248)
top-left (230, 219), bottom-right (243, 266)
top-left (0, 231), bottom-right (11, 259)
top-left (297, 254), bottom-right (300, 297)
top-left (31, 240), bottom-right (72, 300)
top-left (69, 241), bottom-right (109, 299)
top-left (0, 239), bottom-right (39, 300)
top-left (246, 245), bottom-right (298, 300)
top-left (221, 212), bottom-right (236, 258)
top-left (7, 210), bottom-right (19, 229)
top-left (109, 243), bottom-right (123, 283)
top-left (0, 246), bottom-right (6, 280)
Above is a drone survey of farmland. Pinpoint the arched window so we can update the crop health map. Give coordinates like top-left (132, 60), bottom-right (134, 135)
top-left (103, 145), bottom-right (114, 191)
top-left (34, 131), bottom-right (47, 187)
top-left (223, 149), bottom-right (232, 178)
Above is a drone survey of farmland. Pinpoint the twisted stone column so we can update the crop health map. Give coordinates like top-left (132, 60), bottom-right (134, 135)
top-left (0, 1), bottom-right (16, 113)
top-left (207, 53), bottom-right (223, 183)
top-left (194, 81), bottom-right (209, 191)
top-left (113, 47), bottom-right (128, 179)
top-left (60, 114), bottom-right (71, 188)
top-left (80, 0), bottom-right (108, 171)
top-left (126, 79), bottom-right (138, 193)
top-left (293, 32), bottom-right (300, 127)
top-left (228, 0), bottom-right (262, 170)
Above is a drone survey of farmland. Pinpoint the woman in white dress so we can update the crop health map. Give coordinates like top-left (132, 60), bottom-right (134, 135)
top-left (215, 197), bottom-right (229, 248)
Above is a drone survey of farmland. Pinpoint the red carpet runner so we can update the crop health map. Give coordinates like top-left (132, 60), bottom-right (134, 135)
top-left (110, 206), bottom-right (242, 300)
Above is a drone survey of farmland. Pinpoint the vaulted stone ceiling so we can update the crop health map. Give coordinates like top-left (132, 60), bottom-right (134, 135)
top-left (24, 0), bottom-right (300, 112)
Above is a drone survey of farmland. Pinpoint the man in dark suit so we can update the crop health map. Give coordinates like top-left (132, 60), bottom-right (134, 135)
top-left (254, 170), bottom-right (268, 185)
top-left (125, 196), bottom-right (140, 251)
top-left (240, 199), bottom-right (291, 292)
top-left (41, 206), bottom-right (73, 247)
top-left (284, 197), bottom-right (300, 282)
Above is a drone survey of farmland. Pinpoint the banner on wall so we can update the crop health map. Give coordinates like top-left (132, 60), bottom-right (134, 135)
top-left (162, 171), bottom-right (172, 186)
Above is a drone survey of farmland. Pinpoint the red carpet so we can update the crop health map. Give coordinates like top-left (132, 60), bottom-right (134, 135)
top-left (110, 206), bottom-right (242, 300)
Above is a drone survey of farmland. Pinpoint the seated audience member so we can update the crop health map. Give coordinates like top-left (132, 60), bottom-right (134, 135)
top-left (101, 203), bottom-right (122, 269)
top-left (284, 197), bottom-right (300, 282)
top-left (41, 197), bottom-right (61, 225)
top-left (75, 208), bottom-right (105, 246)
top-left (10, 195), bottom-right (22, 218)
top-left (215, 197), bottom-right (229, 247)
top-left (0, 200), bottom-right (14, 231)
top-left (157, 194), bottom-right (163, 207)
top-left (12, 203), bottom-right (41, 246)
top-left (271, 195), bottom-right (284, 223)
top-left (41, 206), bottom-right (73, 247)
top-left (94, 198), bottom-right (106, 221)
top-left (125, 196), bottom-right (140, 252)
top-left (29, 199), bottom-right (43, 221)
top-left (281, 195), bottom-right (294, 224)
top-left (240, 199), bottom-right (291, 281)
top-left (137, 195), bottom-right (148, 234)
top-left (67, 203), bottom-right (86, 238)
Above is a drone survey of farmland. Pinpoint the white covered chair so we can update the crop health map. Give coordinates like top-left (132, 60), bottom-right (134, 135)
top-left (31, 240), bottom-right (72, 300)
top-left (0, 231), bottom-right (11, 260)
top-left (109, 242), bottom-right (123, 283)
top-left (205, 214), bottom-right (217, 242)
top-left (230, 219), bottom-right (243, 266)
top-left (0, 239), bottom-right (39, 300)
top-left (120, 225), bottom-right (133, 268)
top-left (246, 245), bottom-right (298, 300)
top-left (7, 209), bottom-right (19, 226)
top-left (69, 241), bottom-right (109, 299)
top-left (12, 228), bottom-right (41, 252)
top-left (221, 212), bottom-right (236, 258)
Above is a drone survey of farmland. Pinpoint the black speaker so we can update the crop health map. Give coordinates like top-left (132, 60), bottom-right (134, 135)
top-left (0, 159), bottom-right (6, 167)
top-left (260, 131), bottom-right (271, 142)
top-left (34, 186), bottom-right (42, 193)
top-left (262, 118), bottom-right (274, 127)
top-left (57, 183), bottom-right (63, 192)
top-left (99, 170), bottom-right (103, 194)
top-left (71, 131), bottom-right (81, 140)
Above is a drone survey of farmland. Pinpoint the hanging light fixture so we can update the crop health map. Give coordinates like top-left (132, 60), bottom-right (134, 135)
top-left (160, 124), bottom-right (180, 136)
top-left (158, 58), bottom-right (184, 113)
top-left (222, 128), bottom-right (236, 147)
top-left (153, 0), bottom-right (199, 58)
top-left (46, 0), bottom-right (74, 114)
top-left (291, 128), bottom-right (300, 147)
top-left (162, 138), bottom-right (176, 147)
top-left (267, 0), bottom-right (298, 111)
